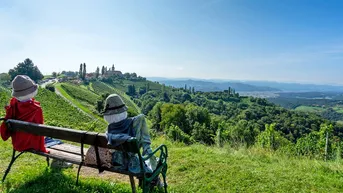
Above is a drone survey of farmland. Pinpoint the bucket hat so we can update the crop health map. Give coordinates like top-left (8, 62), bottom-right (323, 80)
top-left (103, 94), bottom-right (128, 115)
top-left (11, 75), bottom-right (38, 98)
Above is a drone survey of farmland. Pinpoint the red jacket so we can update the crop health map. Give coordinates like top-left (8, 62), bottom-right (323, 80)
top-left (0, 98), bottom-right (47, 152)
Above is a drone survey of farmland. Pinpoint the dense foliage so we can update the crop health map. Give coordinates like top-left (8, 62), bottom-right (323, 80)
top-left (8, 58), bottom-right (43, 82)
top-left (126, 84), bottom-right (343, 160)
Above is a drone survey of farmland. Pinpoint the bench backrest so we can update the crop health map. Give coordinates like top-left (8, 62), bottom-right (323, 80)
top-left (5, 119), bottom-right (140, 154)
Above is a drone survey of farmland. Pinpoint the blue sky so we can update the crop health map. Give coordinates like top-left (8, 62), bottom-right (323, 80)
top-left (1, 0), bottom-right (343, 84)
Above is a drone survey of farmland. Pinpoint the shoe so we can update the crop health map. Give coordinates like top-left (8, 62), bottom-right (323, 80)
top-left (51, 159), bottom-right (73, 168)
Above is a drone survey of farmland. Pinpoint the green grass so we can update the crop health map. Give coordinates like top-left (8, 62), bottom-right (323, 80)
top-left (154, 137), bottom-right (343, 193)
top-left (0, 139), bottom-right (132, 193)
top-left (1, 136), bottom-right (343, 192)
top-left (295, 105), bottom-right (326, 113)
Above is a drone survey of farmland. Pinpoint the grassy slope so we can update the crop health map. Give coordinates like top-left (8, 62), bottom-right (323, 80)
top-left (91, 81), bottom-right (141, 114)
top-left (37, 88), bottom-right (107, 130)
top-left (55, 83), bottom-right (106, 125)
top-left (0, 136), bottom-right (343, 192)
top-left (60, 83), bottom-right (99, 105)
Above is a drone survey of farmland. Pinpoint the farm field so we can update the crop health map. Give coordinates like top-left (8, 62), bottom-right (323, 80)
top-left (295, 105), bottom-right (326, 113)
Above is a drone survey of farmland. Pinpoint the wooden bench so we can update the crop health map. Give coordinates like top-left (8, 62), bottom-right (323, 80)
top-left (1, 119), bottom-right (168, 193)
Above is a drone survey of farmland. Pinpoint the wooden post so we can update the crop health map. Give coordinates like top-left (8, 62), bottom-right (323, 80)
top-left (325, 131), bottom-right (329, 161)
top-left (129, 175), bottom-right (137, 193)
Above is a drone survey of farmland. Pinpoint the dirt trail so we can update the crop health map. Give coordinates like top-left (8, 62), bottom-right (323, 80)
top-left (77, 167), bottom-right (131, 184)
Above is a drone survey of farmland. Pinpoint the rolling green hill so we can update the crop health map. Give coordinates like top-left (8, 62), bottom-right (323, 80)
top-left (91, 81), bottom-right (141, 114)
top-left (110, 79), bottom-right (163, 93)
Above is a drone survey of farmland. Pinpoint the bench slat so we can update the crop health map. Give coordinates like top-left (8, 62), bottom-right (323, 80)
top-left (30, 148), bottom-right (82, 165)
top-left (49, 144), bottom-right (88, 156)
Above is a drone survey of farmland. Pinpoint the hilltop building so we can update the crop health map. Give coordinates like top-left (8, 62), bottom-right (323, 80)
top-left (103, 66), bottom-right (122, 77)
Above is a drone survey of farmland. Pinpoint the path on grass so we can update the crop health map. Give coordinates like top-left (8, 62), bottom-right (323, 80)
top-left (54, 85), bottom-right (96, 120)
top-left (40, 78), bottom-right (58, 88)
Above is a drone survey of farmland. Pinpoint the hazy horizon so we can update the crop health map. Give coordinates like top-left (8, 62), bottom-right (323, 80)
top-left (1, 0), bottom-right (343, 84)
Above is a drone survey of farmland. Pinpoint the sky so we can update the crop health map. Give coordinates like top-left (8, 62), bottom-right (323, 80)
top-left (1, 0), bottom-right (343, 84)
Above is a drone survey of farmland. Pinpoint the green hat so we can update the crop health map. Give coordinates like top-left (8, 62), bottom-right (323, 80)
top-left (103, 94), bottom-right (128, 115)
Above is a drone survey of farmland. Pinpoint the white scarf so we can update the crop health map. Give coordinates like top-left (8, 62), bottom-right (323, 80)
top-left (104, 111), bottom-right (128, 124)
top-left (15, 89), bottom-right (38, 102)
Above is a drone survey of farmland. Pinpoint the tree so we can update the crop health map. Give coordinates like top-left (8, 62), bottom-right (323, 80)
top-left (101, 66), bottom-right (105, 75)
top-left (160, 104), bottom-right (189, 134)
top-left (82, 63), bottom-right (87, 80)
top-left (52, 72), bottom-right (57, 78)
top-left (127, 85), bottom-right (136, 96)
top-left (95, 67), bottom-right (100, 78)
top-left (79, 63), bottom-right (83, 79)
top-left (0, 73), bottom-right (11, 82)
top-left (8, 58), bottom-right (43, 82)
top-left (148, 102), bottom-right (163, 131)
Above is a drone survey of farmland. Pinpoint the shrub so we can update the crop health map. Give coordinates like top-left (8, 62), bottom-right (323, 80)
top-left (45, 83), bottom-right (55, 92)
top-left (257, 123), bottom-right (291, 150)
top-left (166, 124), bottom-right (193, 144)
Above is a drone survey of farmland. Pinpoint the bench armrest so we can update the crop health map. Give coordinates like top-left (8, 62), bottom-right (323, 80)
top-left (142, 144), bottom-right (168, 162)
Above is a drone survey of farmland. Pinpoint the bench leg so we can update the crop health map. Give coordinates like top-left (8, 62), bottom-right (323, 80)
top-left (46, 157), bottom-right (50, 167)
top-left (76, 164), bottom-right (83, 185)
top-left (142, 178), bottom-right (151, 193)
top-left (2, 149), bottom-right (25, 183)
top-left (162, 165), bottom-right (168, 193)
top-left (129, 175), bottom-right (137, 193)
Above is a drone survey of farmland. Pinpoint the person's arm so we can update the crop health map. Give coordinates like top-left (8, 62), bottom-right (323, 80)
top-left (0, 105), bottom-right (12, 141)
top-left (134, 115), bottom-right (153, 155)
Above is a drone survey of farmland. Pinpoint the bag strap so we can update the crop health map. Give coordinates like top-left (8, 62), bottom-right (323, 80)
top-left (94, 133), bottom-right (105, 173)
top-left (11, 99), bottom-right (17, 120)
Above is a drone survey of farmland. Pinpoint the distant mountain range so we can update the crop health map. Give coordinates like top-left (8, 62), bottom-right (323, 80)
top-left (148, 77), bottom-right (343, 92)
top-left (241, 81), bottom-right (343, 92)
top-left (148, 78), bottom-right (280, 92)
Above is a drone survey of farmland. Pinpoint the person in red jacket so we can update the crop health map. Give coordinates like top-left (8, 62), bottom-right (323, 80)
top-left (0, 75), bottom-right (47, 153)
